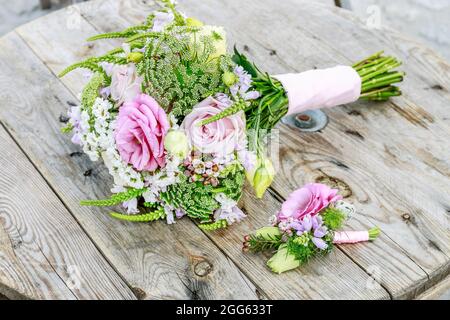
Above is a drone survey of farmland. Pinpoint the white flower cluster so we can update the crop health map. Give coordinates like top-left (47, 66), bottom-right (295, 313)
top-left (142, 156), bottom-right (182, 204)
top-left (77, 97), bottom-right (145, 190)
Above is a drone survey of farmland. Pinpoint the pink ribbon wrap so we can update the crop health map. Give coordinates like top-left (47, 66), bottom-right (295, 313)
top-left (274, 66), bottom-right (362, 115)
top-left (333, 231), bottom-right (369, 244)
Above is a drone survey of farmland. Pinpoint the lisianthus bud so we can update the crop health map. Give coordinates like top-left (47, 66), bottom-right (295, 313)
top-left (164, 130), bottom-right (190, 159)
top-left (127, 52), bottom-right (144, 63)
top-left (186, 17), bottom-right (204, 27)
top-left (222, 71), bottom-right (237, 87)
top-left (247, 157), bottom-right (275, 199)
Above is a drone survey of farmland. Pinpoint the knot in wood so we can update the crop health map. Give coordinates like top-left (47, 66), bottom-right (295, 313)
top-left (402, 213), bottom-right (411, 221)
top-left (194, 260), bottom-right (213, 277)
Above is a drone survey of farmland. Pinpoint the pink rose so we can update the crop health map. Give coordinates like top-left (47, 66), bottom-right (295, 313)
top-left (110, 64), bottom-right (143, 105)
top-left (115, 94), bottom-right (169, 171)
top-left (278, 183), bottom-right (342, 221)
top-left (181, 97), bottom-right (246, 155)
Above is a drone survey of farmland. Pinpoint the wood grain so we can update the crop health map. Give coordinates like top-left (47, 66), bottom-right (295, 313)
top-left (0, 0), bottom-right (448, 299)
top-left (11, 1), bottom-right (391, 299)
top-left (80, 0), bottom-right (391, 300)
top-left (0, 30), bottom-right (259, 300)
top-left (0, 124), bottom-right (135, 300)
top-left (170, 0), bottom-right (450, 298)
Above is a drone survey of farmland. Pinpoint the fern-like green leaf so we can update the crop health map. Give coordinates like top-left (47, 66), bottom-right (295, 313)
top-left (110, 208), bottom-right (166, 223)
top-left (198, 220), bottom-right (228, 231)
top-left (322, 207), bottom-right (347, 231)
top-left (80, 188), bottom-right (146, 207)
top-left (199, 100), bottom-right (247, 126)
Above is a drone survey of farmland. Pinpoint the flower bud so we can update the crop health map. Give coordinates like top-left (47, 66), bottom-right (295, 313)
top-left (222, 71), bottom-right (237, 87)
top-left (186, 17), bottom-right (204, 27)
top-left (164, 130), bottom-right (190, 159)
top-left (127, 52), bottom-right (144, 63)
top-left (247, 157), bottom-right (275, 199)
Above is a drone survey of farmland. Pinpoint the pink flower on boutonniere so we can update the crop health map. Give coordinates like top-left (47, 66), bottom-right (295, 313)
top-left (115, 94), bottom-right (169, 171)
top-left (110, 64), bottom-right (143, 105)
top-left (277, 183), bottom-right (342, 221)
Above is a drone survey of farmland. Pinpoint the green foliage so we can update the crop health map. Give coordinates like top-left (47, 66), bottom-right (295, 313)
top-left (81, 73), bottom-right (105, 112)
top-left (59, 61), bottom-right (107, 78)
top-left (160, 166), bottom-right (244, 221)
top-left (200, 100), bottom-right (247, 126)
top-left (322, 207), bottom-right (347, 231)
top-left (110, 207), bottom-right (166, 222)
top-left (61, 123), bottom-right (73, 134)
top-left (286, 232), bottom-right (334, 264)
top-left (160, 175), bottom-right (220, 220)
top-left (232, 47), bottom-right (289, 131)
top-left (248, 233), bottom-right (283, 252)
top-left (232, 46), bottom-right (258, 78)
top-left (87, 25), bottom-right (150, 42)
top-left (369, 227), bottom-right (381, 240)
top-left (59, 53), bottom-right (127, 79)
top-left (80, 188), bottom-right (146, 207)
top-left (354, 51), bottom-right (404, 101)
top-left (137, 30), bottom-right (231, 117)
top-left (198, 220), bottom-right (228, 231)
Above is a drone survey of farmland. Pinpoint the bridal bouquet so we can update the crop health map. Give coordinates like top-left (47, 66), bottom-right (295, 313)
top-left (60, 0), bottom-right (404, 230)
top-left (243, 183), bottom-right (380, 274)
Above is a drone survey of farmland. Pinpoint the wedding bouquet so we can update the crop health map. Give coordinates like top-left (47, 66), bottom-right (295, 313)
top-left (60, 0), bottom-right (404, 230)
top-left (243, 183), bottom-right (380, 274)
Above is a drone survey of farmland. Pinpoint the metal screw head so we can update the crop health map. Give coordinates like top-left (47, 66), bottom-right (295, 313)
top-left (281, 109), bottom-right (329, 132)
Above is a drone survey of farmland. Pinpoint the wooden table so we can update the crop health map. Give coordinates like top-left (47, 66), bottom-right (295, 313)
top-left (0, 0), bottom-right (449, 300)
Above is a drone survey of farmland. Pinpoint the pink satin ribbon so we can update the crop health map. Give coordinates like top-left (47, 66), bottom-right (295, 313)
top-left (274, 66), bottom-right (362, 115)
top-left (333, 231), bottom-right (369, 244)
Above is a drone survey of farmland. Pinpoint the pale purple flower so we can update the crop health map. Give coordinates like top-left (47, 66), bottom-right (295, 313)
top-left (237, 149), bottom-right (257, 171)
top-left (312, 215), bottom-right (323, 230)
top-left (152, 11), bottom-right (175, 32)
top-left (302, 215), bottom-right (313, 232)
top-left (312, 237), bottom-right (328, 250)
top-left (289, 221), bottom-right (304, 233)
top-left (214, 206), bottom-right (246, 225)
top-left (175, 208), bottom-right (186, 219)
top-left (314, 226), bottom-right (328, 238)
top-left (123, 198), bottom-right (139, 214)
top-left (214, 93), bottom-right (233, 106)
top-left (230, 66), bottom-right (260, 101)
top-left (100, 86), bottom-right (111, 98)
top-left (68, 106), bottom-right (83, 145)
top-left (100, 62), bottom-right (114, 77)
top-left (166, 211), bottom-right (175, 225)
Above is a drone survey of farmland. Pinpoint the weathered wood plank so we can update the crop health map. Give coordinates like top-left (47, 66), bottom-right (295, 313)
top-left (0, 30), bottom-right (259, 300)
top-left (79, 0), bottom-right (391, 299)
top-left (14, 2), bottom-right (388, 298)
top-left (8, 0), bottom-right (449, 299)
top-left (417, 275), bottom-right (450, 300)
top-left (0, 123), bottom-right (135, 300)
top-left (170, 0), bottom-right (450, 298)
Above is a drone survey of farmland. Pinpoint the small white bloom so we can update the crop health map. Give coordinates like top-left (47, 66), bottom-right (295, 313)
top-left (123, 198), bottom-right (139, 214)
top-left (333, 200), bottom-right (355, 220)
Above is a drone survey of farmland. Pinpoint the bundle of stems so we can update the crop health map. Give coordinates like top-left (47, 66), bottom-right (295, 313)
top-left (354, 51), bottom-right (404, 101)
top-left (203, 50), bottom-right (405, 132)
